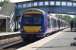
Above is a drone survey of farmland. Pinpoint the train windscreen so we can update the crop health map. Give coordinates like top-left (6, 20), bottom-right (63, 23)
top-left (22, 14), bottom-right (43, 26)
top-left (22, 13), bottom-right (43, 33)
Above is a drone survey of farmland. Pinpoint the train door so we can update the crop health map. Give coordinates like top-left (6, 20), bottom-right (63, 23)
top-left (57, 20), bottom-right (60, 29)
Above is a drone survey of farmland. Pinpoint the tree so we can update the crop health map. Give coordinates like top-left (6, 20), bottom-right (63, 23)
top-left (72, 16), bottom-right (76, 22)
top-left (0, 0), bottom-right (9, 7)
top-left (0, 2), bottom-right (4, 6)
top-left (63, 15), bottom-right (72, 22)
top-left (56, 14), bottom-right (72, 23)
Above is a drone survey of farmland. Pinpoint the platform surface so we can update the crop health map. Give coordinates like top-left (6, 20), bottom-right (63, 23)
top-left (0, 31), bottom-right (20, 36)
top-left (17, 28), bottom-right (76, 50)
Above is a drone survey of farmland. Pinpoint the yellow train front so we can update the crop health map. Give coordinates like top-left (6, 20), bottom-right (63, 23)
top-left (19, 8), bottom-right (48, 41)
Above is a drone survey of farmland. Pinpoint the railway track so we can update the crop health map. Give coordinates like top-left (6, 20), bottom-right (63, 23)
top-left (0, 36), bottom-right (23, 49)
top-left (4, 38), bottom-right (41, 49)
top-left (0, 33), bottom-right (41, 50)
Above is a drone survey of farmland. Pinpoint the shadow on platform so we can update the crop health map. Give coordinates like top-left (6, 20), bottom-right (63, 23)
top-left (64, 28), bottom-right (76, 32)
top-left (65, 31), bottom-right (76, 32)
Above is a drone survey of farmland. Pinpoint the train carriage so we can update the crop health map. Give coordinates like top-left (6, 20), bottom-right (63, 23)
top-left (19, 8), bottom-right (67, 41)
top-left (19, 8), bottom-right (48, 41)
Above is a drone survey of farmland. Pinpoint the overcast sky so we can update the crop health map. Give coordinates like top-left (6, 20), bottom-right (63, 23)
top-left (0, 0), bottom-right (76, 2)
top-left (9, 0), bottom-right (31, 3)
top-left (0, 0), bottom-right (31, 2)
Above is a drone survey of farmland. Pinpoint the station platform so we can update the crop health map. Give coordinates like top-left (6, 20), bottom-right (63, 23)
top-left (0, 31), bottom-right (20, 36)
top-left (17, 28), bottom-right (76, 50)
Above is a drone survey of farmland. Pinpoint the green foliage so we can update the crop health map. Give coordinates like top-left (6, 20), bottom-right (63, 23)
top-left (56, 14), bottom-right (72, 23)
top-left (72, 16), bottom-right (76, 22)
top-left (0, 0), bottom-right (9, 7)
top-left (63, 15), bottom-right (72, 22)
top-left (0, 2), bottom-right (4, 6)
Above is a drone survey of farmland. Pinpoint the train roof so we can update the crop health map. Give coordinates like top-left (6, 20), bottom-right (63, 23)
top-left (22, 8), bottom-right (46, 15)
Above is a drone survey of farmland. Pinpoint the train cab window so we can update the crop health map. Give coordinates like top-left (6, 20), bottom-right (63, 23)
top-left (33, 16), bottom-right (42, 24)
top-left (22, 14), bottom-right (43, 26)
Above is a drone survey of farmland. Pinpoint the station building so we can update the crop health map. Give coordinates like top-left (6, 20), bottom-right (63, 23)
top-left (0, 3), bottom-right (15, 32)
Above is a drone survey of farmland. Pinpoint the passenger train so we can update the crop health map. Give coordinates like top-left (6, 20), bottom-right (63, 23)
top-left (19, 8), bottom-right (68, 41)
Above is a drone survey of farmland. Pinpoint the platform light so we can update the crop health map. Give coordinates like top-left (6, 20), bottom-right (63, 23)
top-left (56, 1), bottom-right (61, 6)
top-left (67, 2), bottom-right (72, 6)
top-left (61, 2), bottom-right (67, 6)
top-left (50, 1), bottom-right (55, 6)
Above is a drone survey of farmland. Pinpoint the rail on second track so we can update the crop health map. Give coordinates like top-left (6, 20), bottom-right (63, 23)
top-left (0, 32), bottom-right (23, 49)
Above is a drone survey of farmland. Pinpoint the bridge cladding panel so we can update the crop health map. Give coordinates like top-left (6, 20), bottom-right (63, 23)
top-left (15, 0), bottom-right (76, 16)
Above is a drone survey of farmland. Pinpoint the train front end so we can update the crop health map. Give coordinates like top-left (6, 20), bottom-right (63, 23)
top-left (20, 9), bottom-right (46, 41)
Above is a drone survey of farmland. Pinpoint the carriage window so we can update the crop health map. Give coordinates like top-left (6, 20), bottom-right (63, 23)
top-left (48, 18), bottom-right (51, 28)
top-left (51, 18), bottom-right (57, 27)
top-left (57, 20), bottom-right (60, 28)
